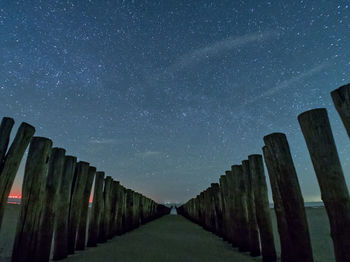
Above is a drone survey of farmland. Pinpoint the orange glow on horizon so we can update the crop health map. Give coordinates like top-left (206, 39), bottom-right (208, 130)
top-left (8, 194), bottom-right (21, 199)
top-left (8, 193), bottom-right (94, 202)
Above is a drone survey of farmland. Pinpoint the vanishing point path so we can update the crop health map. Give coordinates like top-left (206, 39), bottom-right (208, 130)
top-left (62, 214), bottom-right (257, 262)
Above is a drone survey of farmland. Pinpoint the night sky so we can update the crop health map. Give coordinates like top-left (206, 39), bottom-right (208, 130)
top-left (1, 0), bottom-right (350, 203)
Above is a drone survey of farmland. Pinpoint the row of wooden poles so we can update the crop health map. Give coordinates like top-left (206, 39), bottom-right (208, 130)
top-left (177, 84), bottom-right (350, 262)
top-left (0, 118), bottom-right (170, 262)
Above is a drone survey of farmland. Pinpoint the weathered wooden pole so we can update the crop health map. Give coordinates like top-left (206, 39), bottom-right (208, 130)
top-left (224, 170), bottom-right (235, 245)
top-left (248, 154), bottom-right (277, 262)
top-left (299, 108), bottom-right (350, 262)
top-left (134, 192), bottom-right (140, 229)
top-left (0, 117), bottom-right (14, 162)
top-left (219, 175), bottom-right (229, 241)
top-left (262, 146), bottom-right (292, 262)
top-left (204, 188), bottom-right (212, 231)
top-left (227, 167), bottom-right (240, 247)
top-left (139, 194), bottom-right (145, 225)
top-left (87, 171), bottom-right (105, 247)
top-left (139, 195), bottom-right (145, 224)
top-left (207, 186), bottom-right (215, 233)
top-left (210, 183), bottom-right (222, 235)
top-left (236, 163), bottom-right (251, 252)
top-left (119, 185), bottom-right (127, 234)
top-left (231, 165), bottom-right (249, 251)
top-left (98, 176), bottom-right (112, 243)
top-left (0, 121), bottom-right (35, 229)
top-left (11, 137), bottom-right (52, 262)
top-left (53, 155), bottom-right (77, 260)
top-left (35, 148), bottom-right (66, 262)
top-left (76, 166), bottom-right (96, 250)
top-left (331, 84), bottom-right (350, 136)
top-left (197, 191), bottom-right (204, 227)
top-left (263, 134), bottom-right (314, 262)
top-left (68, 161), bottom-right (89, 254)
top-left (242, 160), bottom-right (260, 257)
top-left (108, 180), bottom-right (119, 238)
top-left (116, 185), bottom-right (126, 235)
top-left (125, 189), bottom-right (134, 232)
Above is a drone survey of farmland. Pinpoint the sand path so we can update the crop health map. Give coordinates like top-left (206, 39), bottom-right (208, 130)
top-left (62, 214), bottom-right (259, 262)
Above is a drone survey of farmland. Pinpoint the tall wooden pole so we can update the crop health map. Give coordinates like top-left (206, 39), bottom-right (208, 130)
top-left (248, 154), bottom-right (277, 262)
top-left (232, 165), bottom-right (250, 252)
top-left (224, 170), bottom-right (235, 245)
top-left (262, 146), bottom-right (294, 262)
top-left (111, 181), bottom-right (121, 237)
top-left (299, 108), bottom-right (350, 262)
top-left (53, 155), bottom-right (77, 260)
top-left (76, 166), bottom-right (96, 250)
top-left (35, 148), bottom-right (66, 262)
top-left (117, 185), bottom-right (126, 235)
top-left (242, 160), bottom-right (260, 257)
top-left (219, 175), bottom-right (229, 241)
top-left (11, 137), bottom-right (52, 262)
top-left (98, 176), bottom-right (112, 243)
top-left (68, 161), bottom-right (89, 254)
top-left (87, 171), bottom-right (105, 247)
top-left (0, 122), bottom-right (35, 229)
top-left (125, 189), bottom-right (134, 232)
top-left (263, 134), bottom-right (314, 262)
top-left (0, 117), bottom-right (14, 162)
top-left (226, 169), bottom-right (239, 246)
top-left (331, 84), bottom-right (350, 137)
top-left (108, 180), bottom-right (118, 238)
top-left (262, 146), bottom-right (291, 262)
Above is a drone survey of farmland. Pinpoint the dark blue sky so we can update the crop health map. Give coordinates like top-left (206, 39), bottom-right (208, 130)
top-left (1, 0), bottom-right (350, 203)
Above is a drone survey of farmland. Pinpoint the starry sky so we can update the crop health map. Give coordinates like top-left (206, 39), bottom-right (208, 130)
top-left (1, 0), bottom-right (350, 203)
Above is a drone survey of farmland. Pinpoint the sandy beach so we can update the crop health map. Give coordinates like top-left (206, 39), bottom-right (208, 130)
top-left (0, 204), bottom-right (335, 262)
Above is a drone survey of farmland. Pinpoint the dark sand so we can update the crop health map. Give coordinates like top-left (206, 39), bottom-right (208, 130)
top-left (0, 204), bottom-right (335, 262)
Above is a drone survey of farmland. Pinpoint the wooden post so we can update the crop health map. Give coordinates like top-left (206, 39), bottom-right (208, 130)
top-left (224, 170), bottom-right (235, 245)
top-left (227, 168), bottom-right (239, 247)
top-left (262, 146), bottom-right (292, 262)
top-left (87, 171), bottom-right (105, 247)
top-left (134, 192), bottom-right (141, 228)
top-left (263, 134), bottom-right (314, 262)
top-left (0, 117), bottom-right (14, 162)
top-left (248, 154), bottom-right (277, 262)
top-left (131, 190), bottom-right (138, 230)
top-left (111, 182), bottom-right (121, 236)
top-left (219, 175), bottom-right (228, 241)
top-left (231, 165), bottom-right (250, 251)
top-left (331, 84), bottom-right (350, 137)
top-left (210, 183), bottom-right (221, 235)
top-left (299, 108), bottom-right (350, 262)
top-left (98, 176), bottom-right (112, 243)
top-left (76, 166), bottom-right (96, 250)
top-left (108, 180), bottom-right (118, 238)
top-left (242, 160), bottom-right (260, 257)
top-left (53, 155), bottom-right (77, 260)
top-left (203, 188), bottom-right (212, 231)
top-left (35, 148), bottom-right (66, 262)
top-left (120, 186), bottom-right (127, 234)
top-left (11, 137), bottom-right (52, 262)
top-left (116, 185), bottom-right (125, 235)
top-left (125, 189), bottom-right (134, 232)
top-left (0, 122), bottom-right (35, 229)
top-left (68, 161), bottom-right (89, 254)
top-left (140, 195), bottom-right (145, 224)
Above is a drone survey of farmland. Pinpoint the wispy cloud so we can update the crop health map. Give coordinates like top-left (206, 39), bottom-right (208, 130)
top-left (242, 62), bottom-right (329, 107)
top-left (88, 138), bottom-right (118, 144)
top-left (135, 151), bottom-right (163, 158)
top-left (167, 30), bottom-right (278, 73)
